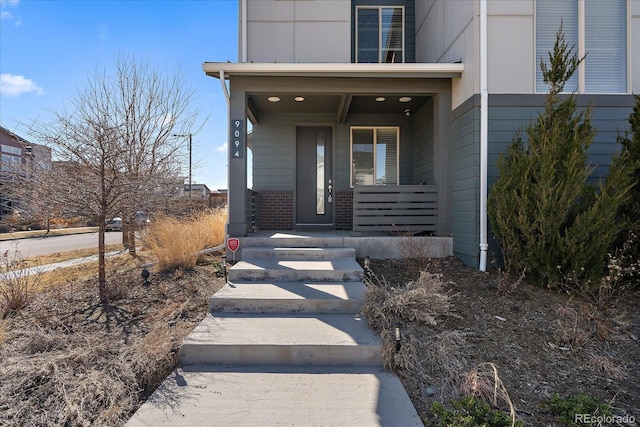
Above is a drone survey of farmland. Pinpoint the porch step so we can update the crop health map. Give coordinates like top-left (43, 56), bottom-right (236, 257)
top-left (240, 246), bottom-right (356, 260)
top-left (210, 281), bottom-right (366, 314)
top-left (179, 313), bottom-right (382, 367)
top-left (228, 258), bottom-right (364, 282)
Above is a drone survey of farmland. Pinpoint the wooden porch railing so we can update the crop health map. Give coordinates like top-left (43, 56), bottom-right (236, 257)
top-left (353, 185), bottom-right (438, 232)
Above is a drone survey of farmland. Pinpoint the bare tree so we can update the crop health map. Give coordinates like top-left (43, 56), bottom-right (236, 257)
top-left (29, 55), bottom-right (200, 304)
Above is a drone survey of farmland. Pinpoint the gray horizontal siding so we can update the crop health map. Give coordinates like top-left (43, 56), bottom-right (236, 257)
top-left (451, 95), bottom-right (480, 267)
top-left (484, 93), bottom-right (636, 267)
top-left (413, 98), bottom-right (434, 184)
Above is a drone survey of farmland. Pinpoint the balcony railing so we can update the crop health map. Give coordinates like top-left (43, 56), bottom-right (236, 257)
top-left (353, 185), bottom-right (438, 232)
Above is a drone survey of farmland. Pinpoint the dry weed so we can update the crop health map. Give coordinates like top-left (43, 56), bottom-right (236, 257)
top-left (497, 269), bottom-right (525, 294)
top-left (586, 353), bottom-right (628, 380)
top-left (363, 266), bottom-right (466, 410)
top-left (396, 232), bottom-right (449, 272)
top-left (1, 248), bottom-right (42, 317)
top-left (0, 318), bottom-right (8, 346)
top-left (364, 269), bottom-right (456, 330)
top-left (554, 302), bottom-right (594, 348)
top-left (460, 362), bottom-right (518, 426)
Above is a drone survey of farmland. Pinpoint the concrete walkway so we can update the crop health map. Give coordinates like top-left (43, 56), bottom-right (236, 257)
top-left (126, 244), bottom-right (422, 426)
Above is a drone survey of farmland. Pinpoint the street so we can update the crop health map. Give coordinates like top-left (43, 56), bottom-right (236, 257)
top-left (0, 232), bottom-right (123, 258)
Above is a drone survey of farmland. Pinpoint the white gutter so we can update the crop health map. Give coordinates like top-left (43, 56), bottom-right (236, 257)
top-left (479, 0), bottom-right (489, 271)
top-left (202, 62), bottom-right (464, 79)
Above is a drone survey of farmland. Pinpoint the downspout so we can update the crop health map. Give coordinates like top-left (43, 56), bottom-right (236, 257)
top-left (241, 0), bottom-right (248, 63)
top-left (479, 0), bottom-right (489, 271)
top-left (220, 70), bottom-right (230, 105)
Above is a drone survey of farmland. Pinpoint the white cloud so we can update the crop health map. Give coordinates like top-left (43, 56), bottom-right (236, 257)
top-left (215, 142), bottom-right (227, 153)
top-left (0, 0), bottom-right (19, 22)
top-left (0, 73), bottom-right (45, 97)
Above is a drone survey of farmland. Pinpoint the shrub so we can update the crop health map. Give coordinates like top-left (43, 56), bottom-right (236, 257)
top-left (541, 393), bottom-right (612, 426)
top-left (429, 396), bottom-right (523, 427)
top-left (487, 27), bottom-right (634, 293)
top-left (614, 95), bottom-right (640, 284)
top-left (0, 248), bottom-right (42, 318)
top-left (141, 208), bottom-right (227, 271)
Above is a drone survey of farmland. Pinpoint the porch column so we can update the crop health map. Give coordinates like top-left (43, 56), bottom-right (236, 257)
top-left (227, 82), bottom-right (248, 237)
top-left (434, 90), bottom-right (452, 236)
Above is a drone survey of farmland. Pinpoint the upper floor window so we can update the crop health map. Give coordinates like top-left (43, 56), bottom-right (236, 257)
top-left (1, 144), bottom-right (22, 156)
top-left (536, 0), bottom-right (627, 94)
top-left (351, 127), bottom-right (399, 186)
top-left (356, 6), bottom-right (404, 63)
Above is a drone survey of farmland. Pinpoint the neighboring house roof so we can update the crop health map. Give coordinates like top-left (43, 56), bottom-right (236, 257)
top-left (203, 62), bottom-right (464, 79)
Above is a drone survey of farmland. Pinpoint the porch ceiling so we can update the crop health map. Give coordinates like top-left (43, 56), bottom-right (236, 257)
top-left (204, 62), bottom-right (461, 123)
top-left (247, 94), bottom-right (430, 120)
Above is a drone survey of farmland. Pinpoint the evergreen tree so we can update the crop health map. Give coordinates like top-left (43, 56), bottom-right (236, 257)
top-left (487, 28), bottom-right (634, 292)
top-left (614, 95), bottom-right (640, 271)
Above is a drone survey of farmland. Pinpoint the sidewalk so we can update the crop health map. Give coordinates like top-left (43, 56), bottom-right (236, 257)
top-left (0, 227), bottom-right (98, 241)
top-left (7, 249), bottom-right (128, 277)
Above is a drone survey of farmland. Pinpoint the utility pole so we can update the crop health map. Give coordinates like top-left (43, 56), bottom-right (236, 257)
top-left (173, 133), bottom-right (192, 199)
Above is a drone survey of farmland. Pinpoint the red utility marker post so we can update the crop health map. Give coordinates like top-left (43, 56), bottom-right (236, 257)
top-left (227, 238), bottom-right (240, 263)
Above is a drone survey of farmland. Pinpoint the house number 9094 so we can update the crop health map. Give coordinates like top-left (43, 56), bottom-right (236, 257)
top-left (230, 119), bottom-right (244, 159)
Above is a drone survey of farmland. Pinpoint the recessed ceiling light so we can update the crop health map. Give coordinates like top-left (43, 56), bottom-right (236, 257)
top-left (375, 97), bottom-right (386, 102)
top-left (399, 96), bottom-right (412, 103)
top-left (268, 96), bottom-right (281, 102)
top-left (294, 96), bottom-right (305, 102)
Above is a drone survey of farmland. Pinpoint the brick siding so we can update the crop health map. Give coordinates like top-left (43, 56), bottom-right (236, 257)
top-left (335, 190), bottom-right (353, 230)
top-left (257, 191), bottom-right (294, 230)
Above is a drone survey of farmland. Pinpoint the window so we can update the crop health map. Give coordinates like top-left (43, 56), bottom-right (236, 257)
top-left (536, 0), bottom-right (627, 93)
top-left (356, 6), bottom-right (404, 63)
top-left (1, 153), bottom-right (21, 171)
top-left (351, 127), bottom-right (399, 186)
top-left (1, 144), bottom-right (22, 155)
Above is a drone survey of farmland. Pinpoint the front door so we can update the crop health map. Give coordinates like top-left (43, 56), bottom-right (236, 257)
top-left (296, 126), bottom-right (333, 227)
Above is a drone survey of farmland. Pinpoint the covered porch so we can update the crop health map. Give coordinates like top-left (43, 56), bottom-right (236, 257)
top-left (203, 62), bottom-right (463, 240)
top-left (230, 230), bottom-right (453, 261)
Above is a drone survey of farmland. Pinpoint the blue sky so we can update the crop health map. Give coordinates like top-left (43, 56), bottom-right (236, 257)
top-left (0, 0), bottom-right (238, 191)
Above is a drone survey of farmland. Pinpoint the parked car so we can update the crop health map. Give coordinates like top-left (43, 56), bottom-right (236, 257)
top-left (105, 217), bottom-right (123, 232)
top-left (134, 211), bottom-right (150, 226)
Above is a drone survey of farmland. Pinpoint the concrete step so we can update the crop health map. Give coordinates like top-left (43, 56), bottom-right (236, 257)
top-left (179, 313), bottom-right (382, 367)
top-left (125, 365), bottom-right (423, 427)
top-left (240, 246), bottom-right (357, 260)
top-left (228, 258), bottom-right (364, 282)
top-left (210, 281), bottom-right (366, 314)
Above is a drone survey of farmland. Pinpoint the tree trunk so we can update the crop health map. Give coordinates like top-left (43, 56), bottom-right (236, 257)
top-left (122, 219), bottom-right (129, 249)
top-left (128, 216), bottom-right (137, 256)
top-left (98, 218), bottom-right (107, 304)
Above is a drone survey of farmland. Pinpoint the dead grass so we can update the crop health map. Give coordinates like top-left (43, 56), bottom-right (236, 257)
top-left (141, 208), bottom-right (227, 271)
top-left (587, 353), bottom-right (628, 380)
top-left (0, 260), bottom-right (225, 426)
top-left (364, 269), bottom-right (457, 329)
top-left (362, 264), bottom-right (466, 408)
top-left (1, 249), bottom-right (42, 317)
top-left (459, 362), bottom-right (518, 426)
top-left (553, 301), bottom-right (611, 348)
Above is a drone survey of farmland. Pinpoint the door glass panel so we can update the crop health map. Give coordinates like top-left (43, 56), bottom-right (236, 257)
top-left (316, 132), bottom-right (325, 215)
